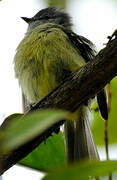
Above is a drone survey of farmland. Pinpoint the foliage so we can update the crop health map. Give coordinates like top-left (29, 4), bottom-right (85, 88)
top-left (0, 94), bottom-right (117, 179)
top-left (42, 160), bottom-right (117, 180)
top-left (19, 132), bottom-right (66, 172)
top-left (0, 110), bottom-right (68, 152)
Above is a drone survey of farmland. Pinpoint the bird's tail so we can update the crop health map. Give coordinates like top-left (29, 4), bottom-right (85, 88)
top-left (64, 105), bottom-right (99, 163)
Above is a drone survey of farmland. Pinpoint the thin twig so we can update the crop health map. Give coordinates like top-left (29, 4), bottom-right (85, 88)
top-left (104, 83), bottom-right (112, 180)
top-left (107, 83), bottom-right (112, 112)
top-left (104, 120), bottom-right (109, 160)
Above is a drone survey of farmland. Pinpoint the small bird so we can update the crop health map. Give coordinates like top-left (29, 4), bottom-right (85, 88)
top-left (14, 7), bottom-right (108, 162)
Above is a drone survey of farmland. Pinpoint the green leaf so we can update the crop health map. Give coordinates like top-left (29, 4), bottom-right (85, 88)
top-left (42, 160), bottom-right (117, 180)
top-left (19, 131), bottom-right (66, 172)
top-left (91, 77), bottom-right (117, 145)
top-left (0, 109), bottom-right (69, 152)
top-left (0, 113), bottom-right (24, 128)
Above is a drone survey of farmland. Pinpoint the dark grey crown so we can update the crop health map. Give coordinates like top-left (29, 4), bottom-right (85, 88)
top-left (22, 7), bottom-right (72, 31)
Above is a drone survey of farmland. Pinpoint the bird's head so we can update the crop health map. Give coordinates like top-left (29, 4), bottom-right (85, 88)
top-left (21, 7), bottom-right (72, 31)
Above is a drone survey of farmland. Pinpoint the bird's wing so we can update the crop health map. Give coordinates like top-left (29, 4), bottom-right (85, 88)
top-left (64, 28), bottom-right (108, 120)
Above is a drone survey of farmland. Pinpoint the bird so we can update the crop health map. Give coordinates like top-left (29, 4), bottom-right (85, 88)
top-left (14, 7), bottom-right (108, 163)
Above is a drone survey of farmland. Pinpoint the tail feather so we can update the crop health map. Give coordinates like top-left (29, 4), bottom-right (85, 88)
top-left (74, 106), bottom-right (99, 161)
top-left (64, 105), bottom-right (99, 163)
top-left (64, 120), bottom-right (75, 162)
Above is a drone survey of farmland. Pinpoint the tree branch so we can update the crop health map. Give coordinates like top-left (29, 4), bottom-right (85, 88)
top-left (0, 30), bottom-right (117, 175)
top-left (31, 32), bottom-right (117, 112)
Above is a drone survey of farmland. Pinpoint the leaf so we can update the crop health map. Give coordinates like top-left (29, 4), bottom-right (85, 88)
top-left (42, 160), bottom-right (117, 180)
top-left (91, 77), bottom-right (117, 145)
top-left (0, 113), bottom-right (24, 128)
top-left (19, 131), bottom-right (66, 172)
top-left (0, 109), bottom-right (69, 152)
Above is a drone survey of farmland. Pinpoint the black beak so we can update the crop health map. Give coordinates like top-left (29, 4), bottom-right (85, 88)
top-left (21, 17), bottom-right (32, 23)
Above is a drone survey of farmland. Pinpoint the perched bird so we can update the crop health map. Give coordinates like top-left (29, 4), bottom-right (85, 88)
top-left (14, 7), bottom-right (108, 162)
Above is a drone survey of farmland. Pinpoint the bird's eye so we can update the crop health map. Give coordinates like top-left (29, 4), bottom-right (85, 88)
top-left (39, 15), bottom-right (49, 20)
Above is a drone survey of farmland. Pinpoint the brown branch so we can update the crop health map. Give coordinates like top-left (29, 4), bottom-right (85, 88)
top-left (0, 30), bottom-right (117, 175)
